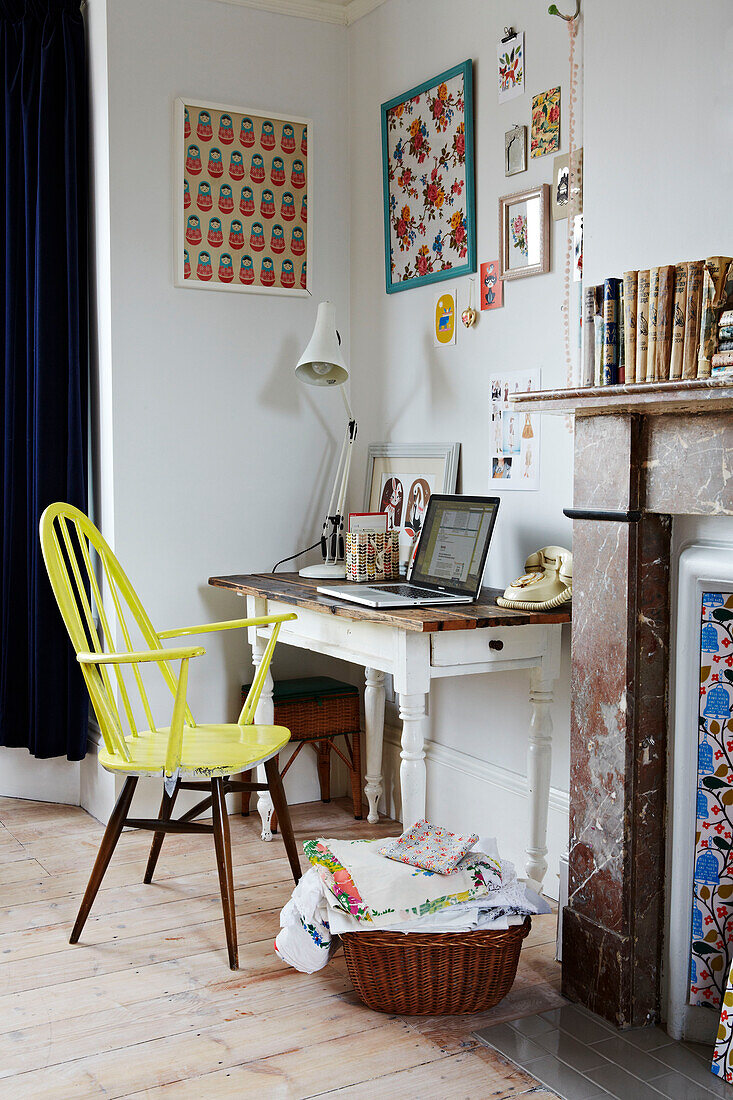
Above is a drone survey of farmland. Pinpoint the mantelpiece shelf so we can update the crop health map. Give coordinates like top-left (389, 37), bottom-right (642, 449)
top-left (511, 377), bottom-right (733, 417)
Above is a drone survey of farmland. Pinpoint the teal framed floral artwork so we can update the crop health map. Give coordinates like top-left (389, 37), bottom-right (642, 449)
top-left (380, 59), bottom-right (476, 294)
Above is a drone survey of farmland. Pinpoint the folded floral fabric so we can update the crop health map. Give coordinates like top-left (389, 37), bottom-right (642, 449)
top-left (326, 858), bottom-right (548, 935)
top-left (304, 835), bottom-right (501, 927)
top-left (378, 819), bottom-right (479, 874)
top-left (274, 866), bottom-right (335, 973)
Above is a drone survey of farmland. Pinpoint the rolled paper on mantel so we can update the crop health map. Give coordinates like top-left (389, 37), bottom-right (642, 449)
top-left (654, 264), bottom-right (675, 381)
top-left (618, 282), bottom-right (626, 384)
top-left (636, 270), bottom-right (650, 383)
top-left (646, 267), bottom-right (660, 382)
top-left (669, 263), bottom-right (688, 380)
top-left (623, 271), bottom-right (638, 383)
top-left (603, 278), bottom-right (621, 385)
top-left (698, 256), bottom-right (733, 378)
top-left (594, 292), bottom-right (604, 386)
top-left (683, 260), bottom-right (704, 379)
top-left (582, 286), bottom-right (597, 387)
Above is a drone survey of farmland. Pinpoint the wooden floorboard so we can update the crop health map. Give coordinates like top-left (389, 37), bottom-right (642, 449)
top-left (0, 795), bottom-right (560, 1099)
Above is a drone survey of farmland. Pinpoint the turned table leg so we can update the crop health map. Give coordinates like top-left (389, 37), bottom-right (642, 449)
top-left (251, 633), bottom-right (276, 841)
top-left (398, 691), bottom-right (427, 829)
top-left (525, 664), bottom-right (555, 893)
top-left (364, 668), bottom-right (385, 824)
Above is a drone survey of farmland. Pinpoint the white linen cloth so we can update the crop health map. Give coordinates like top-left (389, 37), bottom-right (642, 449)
top-left (305, 835), bottom-right (502, 927)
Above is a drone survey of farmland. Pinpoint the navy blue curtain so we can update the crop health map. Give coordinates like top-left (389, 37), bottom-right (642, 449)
top-left (0, 0), bottom-right (88, 759)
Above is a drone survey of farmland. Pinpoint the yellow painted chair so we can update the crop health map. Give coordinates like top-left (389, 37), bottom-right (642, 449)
top-left (39, 502), bottom-right (301, 969)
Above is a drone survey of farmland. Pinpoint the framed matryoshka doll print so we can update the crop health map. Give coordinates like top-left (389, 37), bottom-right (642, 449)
top-left (380, 59), bottom-right (476, 294)
top-left (175, 98), bottom-right (311, 296)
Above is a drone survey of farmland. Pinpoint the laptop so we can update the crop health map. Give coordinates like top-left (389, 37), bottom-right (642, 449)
top-left (317, 494), bottom-right (500, 608)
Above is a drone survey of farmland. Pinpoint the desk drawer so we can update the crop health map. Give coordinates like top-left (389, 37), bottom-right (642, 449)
top-left (430, 625), bottom-right (545, 668)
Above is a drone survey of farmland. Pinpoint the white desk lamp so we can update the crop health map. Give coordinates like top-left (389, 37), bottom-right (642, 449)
top-left (295, 301), bottom-right (356, 579)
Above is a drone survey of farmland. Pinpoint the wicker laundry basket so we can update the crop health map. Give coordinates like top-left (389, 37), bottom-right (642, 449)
top-left (341, 918), bottom-right (531, 1015)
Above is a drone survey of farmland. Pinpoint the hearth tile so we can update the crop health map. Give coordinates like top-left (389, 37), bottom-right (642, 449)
top-left (539, 1005), bottom-right (616, 1045)
top-left (618, 1025), bottom-right (676, 1052)
top-left (473, 1022), bottom-right (547, 1065)
top-left (514, 1055), bottom-right (614, 1099)
top-left (681, 1039), bottom-right (715, 1063)
top-left (588, 1036), bottom-right (669, 1081)
top-left (532, 1029), bottom-right (611, 1073)
top-left (584, 1064), bottom-right (668, 1099)
top-left (649, 1043), bottom-right (730, 1095)
top-left (507, 1013), bottom-right (557, 1039)
top-left (649, 1070), bottom-right (726, 1100)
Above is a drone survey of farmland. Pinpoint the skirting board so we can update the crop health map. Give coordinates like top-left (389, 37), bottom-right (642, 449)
top-left (0, 746), bottom-right (80, 805)
top-left (379, 723), bottom-right (569, 902)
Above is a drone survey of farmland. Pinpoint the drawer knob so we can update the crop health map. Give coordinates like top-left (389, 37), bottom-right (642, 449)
top-left (489, 639), bottom-right (504, 651)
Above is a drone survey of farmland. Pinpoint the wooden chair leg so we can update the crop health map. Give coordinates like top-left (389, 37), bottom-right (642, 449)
top-left (316, 740), bottom-right (332, 803)
top-left (350, 730), bottom-right (363, 820)
top-left (211, 777), bottom-right (238, 970)
top-left (264, 755), bottom-right (302, 883)
top-left (70, 776), bottom-right (138, 944)
top-left (240, 769), bottom-right (252, 816)
top-left (144, 779), bottom-right (180, 884)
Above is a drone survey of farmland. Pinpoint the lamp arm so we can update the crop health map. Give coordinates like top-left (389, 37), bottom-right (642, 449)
top-left (325, 422), bottom-right (349, 524)
top-left (340, 385), bottom-right (354, 422)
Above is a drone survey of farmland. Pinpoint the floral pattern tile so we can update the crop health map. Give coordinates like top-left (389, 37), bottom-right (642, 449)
top-left (691, 591), bottom-right (733, 1014)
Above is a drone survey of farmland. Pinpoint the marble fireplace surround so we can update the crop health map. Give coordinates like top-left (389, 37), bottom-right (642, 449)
top-left (513, 378), bottom-right (733, 1029)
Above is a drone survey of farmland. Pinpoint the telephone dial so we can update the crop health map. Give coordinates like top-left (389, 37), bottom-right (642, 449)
top-left (497, 546), bottom-right (572, 611)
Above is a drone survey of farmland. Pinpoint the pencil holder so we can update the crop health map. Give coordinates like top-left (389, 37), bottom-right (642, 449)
top-left (346, 530), bottom-right (399, 583)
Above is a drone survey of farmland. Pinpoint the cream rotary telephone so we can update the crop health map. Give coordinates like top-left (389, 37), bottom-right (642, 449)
top-left (497, 546), bottom-right (572, 611)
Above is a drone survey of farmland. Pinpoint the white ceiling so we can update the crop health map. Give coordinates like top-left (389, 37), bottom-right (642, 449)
top-left (214, 0), bottom-right (389, 25)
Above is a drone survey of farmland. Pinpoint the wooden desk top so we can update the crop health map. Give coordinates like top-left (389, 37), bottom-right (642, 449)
top-left (208, 573), bottom-right (571, 634)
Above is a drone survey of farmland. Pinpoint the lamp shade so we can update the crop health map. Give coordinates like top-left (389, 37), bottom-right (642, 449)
top-left (295, 301), bottom-right (348, 386)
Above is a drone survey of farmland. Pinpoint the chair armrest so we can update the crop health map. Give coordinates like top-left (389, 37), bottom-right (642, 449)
top-left (157, 612), bottom-right (297, 640)
top-left (77, 645), bottom-right (205, 665)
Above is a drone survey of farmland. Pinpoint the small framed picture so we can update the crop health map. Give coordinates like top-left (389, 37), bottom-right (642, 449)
top-left (480, 260), bottom-right (503, 310)
top-left (364, 442), bottom-right (460, 572)
top-left (504, 125), bottom-right (526, 177)
top-left (499, 184), bottom-right (550, 280)
top-left (552, 153), bottom-right (569, 220)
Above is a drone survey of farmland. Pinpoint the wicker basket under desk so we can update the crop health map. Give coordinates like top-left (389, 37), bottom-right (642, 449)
top-left (341, 919), bottom-right (531, 1015)
top-left (240, 676), bottom-right (362, 829)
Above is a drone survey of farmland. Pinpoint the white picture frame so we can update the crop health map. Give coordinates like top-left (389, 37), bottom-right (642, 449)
top-left (363, 442), bottom-right (461, 572)
top-left (173, 96), bottom-right (312, 297)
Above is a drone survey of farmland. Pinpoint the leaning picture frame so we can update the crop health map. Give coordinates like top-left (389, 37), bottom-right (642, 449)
top-left (174, 97), bottom-right (311, 296)
top-left (363, 442), bottom-right (460, 572)
top-left (499, 183), bottom-right (550, 281)
top-left (380, 60), bottom-right (476, 294)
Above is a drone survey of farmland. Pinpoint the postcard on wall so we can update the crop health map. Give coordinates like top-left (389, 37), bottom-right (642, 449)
top-left (573, 214), bottom-right (583, 282)
top-left (489, 369), bottom-right (541, 490)
top-left (531, 86), bottom-right (560, 159)
top-left (434, 288), bottom-right (457, 345)
top-left (480, 261), bottom-right (503, 310)
top-left (497, 32), bottom-right (524, 103)
top-left (174, 98), bottom-right (310, 296)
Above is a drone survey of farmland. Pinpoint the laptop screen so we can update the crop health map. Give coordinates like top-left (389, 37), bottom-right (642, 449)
top-left (409, 495), bottom-right (500, 597)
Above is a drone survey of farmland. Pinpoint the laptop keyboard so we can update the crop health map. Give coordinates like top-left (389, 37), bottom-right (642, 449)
top-left (376, 584), bottom-right (440, 597)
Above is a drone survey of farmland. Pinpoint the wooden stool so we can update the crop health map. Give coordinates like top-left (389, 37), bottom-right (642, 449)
top-left (240, 677), bottom-right (362, 831)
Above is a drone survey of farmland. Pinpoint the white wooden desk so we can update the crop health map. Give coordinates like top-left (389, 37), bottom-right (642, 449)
top-left (209, 573), bottom-right (569, 893)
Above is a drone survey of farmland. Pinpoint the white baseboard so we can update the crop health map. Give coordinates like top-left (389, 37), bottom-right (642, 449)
top-left (0, 747), bottom-right (80, 805)
top-left (380, 723), bottom-right (569, 902)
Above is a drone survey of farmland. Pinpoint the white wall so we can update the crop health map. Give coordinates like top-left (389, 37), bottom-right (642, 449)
top-left (583, 0), bottom-right (733, 286)
top-left (348, 0), bottom-right (574, 890)
top-left (86, 0), bottom-right (353, 816)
